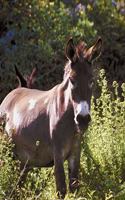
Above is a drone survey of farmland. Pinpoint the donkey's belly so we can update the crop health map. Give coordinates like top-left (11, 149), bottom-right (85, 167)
top-left (14, 133), bottom-right (74, 167)
top-left (14, 136), bottom-right (54, 167)
top-left (13, 131), bottom-right (74, 168)
top-left (14, 135), bottom-right (73, 168)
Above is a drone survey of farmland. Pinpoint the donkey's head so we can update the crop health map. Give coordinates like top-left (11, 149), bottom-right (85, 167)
top-left (65, 38), bottom-right (102, 131)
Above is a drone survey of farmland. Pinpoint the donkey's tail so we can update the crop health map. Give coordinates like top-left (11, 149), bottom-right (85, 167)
top-left (14, 65), bottom-right (27, 87)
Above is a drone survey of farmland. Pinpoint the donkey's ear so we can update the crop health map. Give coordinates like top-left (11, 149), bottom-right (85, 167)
top-left (65, 38), bottom-right (76, 62)
top-left (86, 37), bottom-right (102, 62)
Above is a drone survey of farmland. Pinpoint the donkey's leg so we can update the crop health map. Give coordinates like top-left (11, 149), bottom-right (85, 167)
top-left (53, 145), bottom-right (66, 199)
top-left (68, 134), bottom-right (81, 192)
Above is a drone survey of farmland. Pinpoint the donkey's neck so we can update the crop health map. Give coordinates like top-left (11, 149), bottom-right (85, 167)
top-left (47, 78), bottom-right (73, 136)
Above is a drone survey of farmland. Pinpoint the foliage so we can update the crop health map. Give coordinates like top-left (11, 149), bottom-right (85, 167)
top-left (80, 69), bottom-right (125, 199)
top-left (0, 131), bottom-right (20, 200)
top-left (0, 0), bottom-right (96, 102)
top-left (85, 0), bottom-right (125, 90)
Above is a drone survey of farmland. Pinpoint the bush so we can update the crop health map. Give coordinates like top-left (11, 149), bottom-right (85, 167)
top-left (80, 69), bottom-right (125, 199)
top-left (85, 0), bottom-right (125, 93)
top-left (0, 129), bottom-right (20, 200)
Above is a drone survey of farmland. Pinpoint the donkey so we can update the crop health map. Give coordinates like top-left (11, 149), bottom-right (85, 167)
top-left (0, 37), bottom-right (102, 198)
top-left (14, 65), bottom-right (37, 88)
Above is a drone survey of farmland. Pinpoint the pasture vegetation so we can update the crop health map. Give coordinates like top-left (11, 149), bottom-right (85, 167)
top-left (0, 70), bottom-right (125, 200)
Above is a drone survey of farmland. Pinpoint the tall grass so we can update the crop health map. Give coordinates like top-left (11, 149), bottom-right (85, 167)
top-left (0, 69), bottom-right (125, 199)
top-left (80, 69), bottom-right (125, 200)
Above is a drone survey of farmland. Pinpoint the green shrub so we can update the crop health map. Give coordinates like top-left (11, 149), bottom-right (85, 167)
top-left (0, 131), bottom-right (20, 200)
top-left (80, 69), bottom-right (125, 199)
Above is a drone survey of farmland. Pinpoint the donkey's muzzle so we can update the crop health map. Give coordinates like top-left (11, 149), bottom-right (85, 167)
top-left (76, 114), bottom-right (91, 132)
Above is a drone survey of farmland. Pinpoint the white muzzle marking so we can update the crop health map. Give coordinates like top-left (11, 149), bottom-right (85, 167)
top-left (74, 101), bottom-right (90, 124)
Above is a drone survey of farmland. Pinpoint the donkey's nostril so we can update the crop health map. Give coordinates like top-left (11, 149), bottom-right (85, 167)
top-left (76, 114), bottom-right (91, 131)
top-left (76, 114), bottom-right (91, 124)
